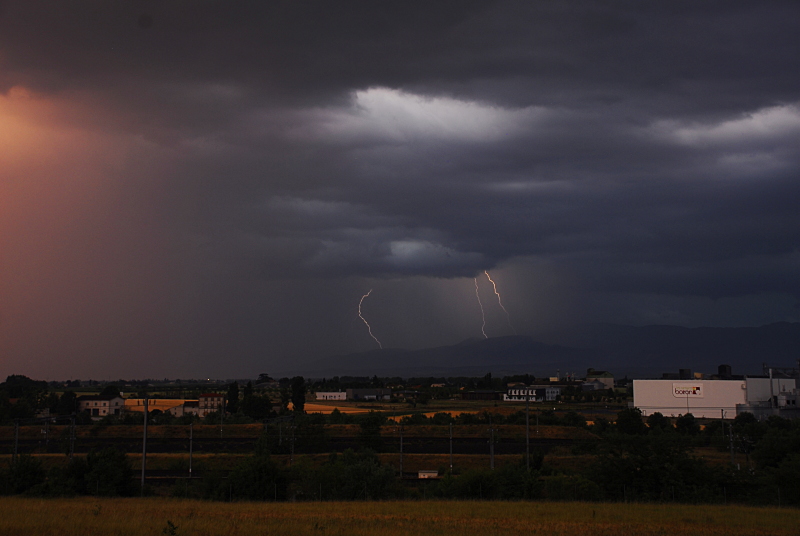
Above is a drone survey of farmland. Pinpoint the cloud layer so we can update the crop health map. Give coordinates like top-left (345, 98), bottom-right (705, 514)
top-left (1, 1), bottom-right (799, 378)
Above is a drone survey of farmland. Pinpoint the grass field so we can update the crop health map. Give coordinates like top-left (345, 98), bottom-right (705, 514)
top-left (0, 498), bottom-right (797, 536)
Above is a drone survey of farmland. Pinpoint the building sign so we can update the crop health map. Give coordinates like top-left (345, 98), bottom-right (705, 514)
top-left (673, 384), bottom-right (703, 398)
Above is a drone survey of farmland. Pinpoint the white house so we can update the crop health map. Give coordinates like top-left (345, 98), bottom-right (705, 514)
top-left (78, 395), bottom-right (125, 419)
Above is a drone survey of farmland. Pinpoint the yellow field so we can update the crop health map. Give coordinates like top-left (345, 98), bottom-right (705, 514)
top-left (0, 498), bottom-right (797, 536)
top-left (302, 403), bottom-right (372, 414)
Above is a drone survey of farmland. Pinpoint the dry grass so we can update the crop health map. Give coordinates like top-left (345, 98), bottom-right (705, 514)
top-left (0, 498), bottom-right (797, 536)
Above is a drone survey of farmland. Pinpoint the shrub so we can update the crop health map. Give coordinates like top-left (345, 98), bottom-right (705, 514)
top-left (85, 447), bottom-right (135, 496)
top-left (0, 455), bottom-right (45, 495)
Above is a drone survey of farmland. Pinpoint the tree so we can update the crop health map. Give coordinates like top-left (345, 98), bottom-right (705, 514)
top-left (43, 457), bottom-right (90, 496)
top-left (0, 375), bottom-right (48, 399)
top-left (358, 411), bottom-right (386, 451)
top-left (753, 428), bottom-right (792, 468)
top-left (616, 408), bottom-right (647, 435)
top-left (0, 375), bottom-right (49, 416)
top-left (646, 412), bottom-right (673, 432)
top-left (563, 411), bottom-right (587, 428)
top-left (241, 381), bottom-right (271, 420)
top-left (85, 447), bottom-right (135, 496)
top-left (675, 413), bottom-right (700, 436)
top-left (226, 452), bottom-right (287, 501)
top-left (593, 433), bottom-right (713, 502)
top-left (1, 455), bottom-right (45, 495)
top-left (50, 391), bottom-right (78, 415)
top-left (315, 449), bottom-right (398, 500)
top-left (478, 372), bottom-right (492, 389)
top-left (226, 382), bottom-right (240, 414)
top-left (99, 385), bottom-right (122, 398)
top-left (291, 376), bottom-right (306, 413)
top-left (733, 411), bottom-right (768, 455)
top-left (328, 407), bottom-right (349, 424)
top-left (279, 388), bottom-right (291, 413)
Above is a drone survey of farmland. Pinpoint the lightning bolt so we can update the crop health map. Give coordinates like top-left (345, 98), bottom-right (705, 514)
top-left (358, 289), bottom-right (382, 349)
top-left (485, 270), bottom-right (516, 334)
top-left (474, 278), bottom-right (487, 339)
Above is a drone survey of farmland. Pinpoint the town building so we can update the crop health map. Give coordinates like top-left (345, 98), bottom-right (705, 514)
top-left (198, 393), bottom-right (224, 417)
top-left (345, 388), bottom-right (392, 401)
top-left (585, 368), bottom-right (614, 389)
top-left (581, 380), bottom-right (609, 391)
top-left (504, 385), bottom-right (563, 402)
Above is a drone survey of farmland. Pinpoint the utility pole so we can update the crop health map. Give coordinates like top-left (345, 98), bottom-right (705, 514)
top-left (488, 415), bottom-right (495, 470)
top-left (189, 421), bottom-right (193, 478)
top-left (69, 415), bottom-right (75, 460)
top-left (525, 388), bottom-right (530, 472)
top-left (449, 422), bottom-right (453, 473)
top-left (13, 419), bottom-right (19, 465)
top-left (141, 396), bottom-right (148, 494)
top-left (289, 424), bottom-right (296, 466)
top-left (399, 425), bottom-right (404, 477)
top-left (769, 368), bottom-right (775, 409)
top-left (220, 397), bottom-right (225, 438)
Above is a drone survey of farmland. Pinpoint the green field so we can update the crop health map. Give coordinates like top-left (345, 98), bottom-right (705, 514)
top-left (0, 498), bottom-right (797, 536)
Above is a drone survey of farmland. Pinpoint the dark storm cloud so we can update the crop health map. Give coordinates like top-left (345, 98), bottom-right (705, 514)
top-left (1, 1), bottom-right (799, 378)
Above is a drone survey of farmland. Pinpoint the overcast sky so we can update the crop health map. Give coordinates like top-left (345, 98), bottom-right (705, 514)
top-left (1, 1), bottom-right (799, 380)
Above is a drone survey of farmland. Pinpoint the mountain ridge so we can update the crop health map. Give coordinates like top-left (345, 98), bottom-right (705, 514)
top-left (279, 322), bottom-right (800, 379)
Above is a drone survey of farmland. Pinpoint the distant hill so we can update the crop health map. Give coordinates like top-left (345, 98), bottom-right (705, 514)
top-left (289, 336), bottom-right (592, 379)
top-left (283, 322), bottom-right (800, 379)
top-left (539, 322), bottom-right (800, 378)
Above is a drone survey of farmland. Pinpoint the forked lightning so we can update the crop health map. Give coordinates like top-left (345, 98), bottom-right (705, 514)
top-left (358, 289), bottom-right (382, 349)
top-left (474, 278), bottom-right (488, 339)
top-left (485, 270), bottom-right (516, 334)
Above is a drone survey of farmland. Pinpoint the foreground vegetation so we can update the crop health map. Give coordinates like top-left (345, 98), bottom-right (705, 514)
top-left (0, 497), bottom-right (798, 536)
top-left (4, 407), bottom-right (800, 506)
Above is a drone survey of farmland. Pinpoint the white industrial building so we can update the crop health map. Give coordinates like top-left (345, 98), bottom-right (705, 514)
top-left (633, 377), bottom-right (797, 419)
top-left (314, 389), bottom-right (392, 401)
